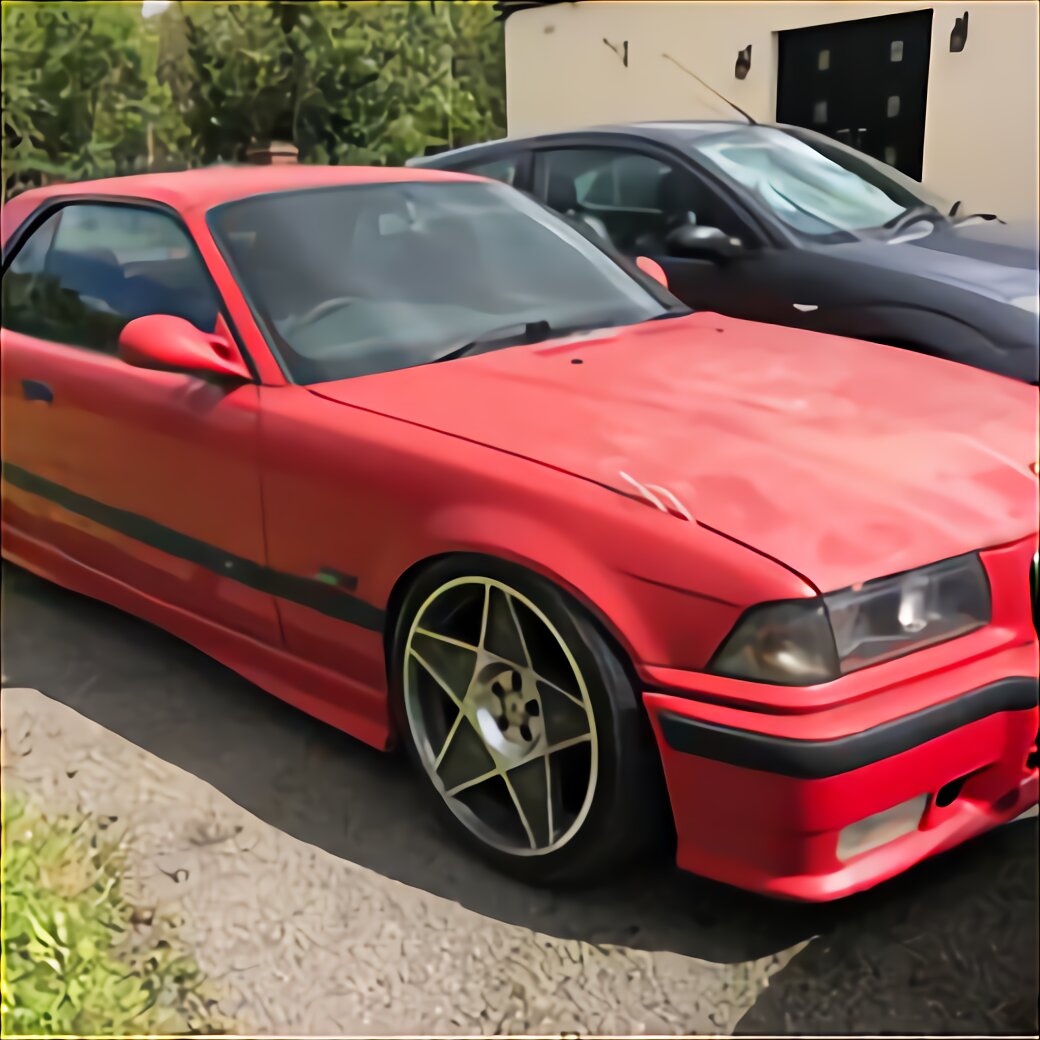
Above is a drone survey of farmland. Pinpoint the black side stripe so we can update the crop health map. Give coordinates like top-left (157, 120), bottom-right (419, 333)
top-left (2, 462), bottom-right (385, 632)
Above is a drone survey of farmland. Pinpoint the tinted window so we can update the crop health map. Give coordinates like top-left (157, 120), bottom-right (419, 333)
top-left (576, 152), bottom-right (672, 208)
top-left (2, 204), bottom-right (220, 353)
top-left (211, 181), bottom-right (678, 384)
top-left (540, 147), bottom-right (749, 254)
top-left (461, 155), bottom-right (521, 186)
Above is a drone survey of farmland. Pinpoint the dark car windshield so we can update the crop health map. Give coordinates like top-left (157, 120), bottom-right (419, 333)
top-left (680, 125), bottom-right (954, 239)
top-left (209, 180), bottom-right (678, 383)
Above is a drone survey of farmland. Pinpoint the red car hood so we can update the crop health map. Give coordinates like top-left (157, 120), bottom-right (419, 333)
top-left (311, 313), bottom-right (1039, 592)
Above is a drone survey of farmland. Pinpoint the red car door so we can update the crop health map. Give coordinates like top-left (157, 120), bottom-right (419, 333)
top-left (0, 201), bottom-right (280, 646)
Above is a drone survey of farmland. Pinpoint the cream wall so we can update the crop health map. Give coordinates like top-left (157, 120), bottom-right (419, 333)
top-left (505, 1), bottom-right (1039, 221)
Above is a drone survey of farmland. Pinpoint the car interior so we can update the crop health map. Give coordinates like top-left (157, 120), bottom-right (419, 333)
top-left (34, 241), bottom-right (219, 343)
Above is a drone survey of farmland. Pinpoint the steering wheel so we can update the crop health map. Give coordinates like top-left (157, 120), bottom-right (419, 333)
top-left (283, 296), bottom-right (357, 335)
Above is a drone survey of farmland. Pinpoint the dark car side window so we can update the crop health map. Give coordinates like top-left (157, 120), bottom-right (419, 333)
top-left (1, 203), bottom-right (220, 354)
top-left (459, 154), bottom-right (522, 187)
top-left (535, 147), bottom-right (754, 255)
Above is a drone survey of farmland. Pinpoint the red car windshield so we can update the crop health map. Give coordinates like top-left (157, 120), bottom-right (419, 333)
top-left (209, 180), bottom-right (675, 383)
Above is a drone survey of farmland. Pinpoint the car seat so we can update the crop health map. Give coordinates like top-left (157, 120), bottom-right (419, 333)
top-left (545, 172), bottom-right (611, 244)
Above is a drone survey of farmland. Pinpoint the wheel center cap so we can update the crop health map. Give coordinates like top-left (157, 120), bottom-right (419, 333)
top-left (502, 691), bottom-right (526, 723)
top-left (470, 664), bottom-right (543, 761)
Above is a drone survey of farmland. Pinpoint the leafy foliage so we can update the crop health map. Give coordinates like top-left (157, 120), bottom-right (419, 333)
top-left (1, 792), bottom-right (229, 1036)
top-left (171, 0), bottom-right (505, 165)
top-left (1, 1), bottom-right (187, 202)
top-left (1, 0), bottom-right (506, 199)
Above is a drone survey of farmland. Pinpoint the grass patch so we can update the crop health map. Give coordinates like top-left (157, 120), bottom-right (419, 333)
top-left (1, 791), bottom-right (230, 1036)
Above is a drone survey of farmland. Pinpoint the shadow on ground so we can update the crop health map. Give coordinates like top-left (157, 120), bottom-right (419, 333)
top-left (3, 563), bottom-right (1037, 1033)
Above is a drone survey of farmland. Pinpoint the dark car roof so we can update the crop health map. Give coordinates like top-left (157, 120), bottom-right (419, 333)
top-left (592, 119), bottom-right (757, 137)
top-left (410, 120), bottom-right (781, 166)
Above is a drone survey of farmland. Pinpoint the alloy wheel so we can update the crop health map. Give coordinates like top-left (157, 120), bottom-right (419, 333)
top-left (402, 576), bottom-right (598, 856)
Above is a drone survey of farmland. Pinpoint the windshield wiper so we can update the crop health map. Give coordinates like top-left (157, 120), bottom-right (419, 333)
top-left (431, 311), bottom-right (680, 365)
top-left (952, 211), bottom-right (1003, 225)
top-left (949, 200), bottom-right (1003, 225)
top-left (430, 320), bottom-right (555, 364)
top-left (883, 203), bottom-right (946, 234)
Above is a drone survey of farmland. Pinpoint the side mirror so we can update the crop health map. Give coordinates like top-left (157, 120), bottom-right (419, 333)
top-left (118, 315), bottom-right (250, 382)
top-left (666, 223), bottom-right (744, 262)
top-left (635, 255), bottom-right (669, 289)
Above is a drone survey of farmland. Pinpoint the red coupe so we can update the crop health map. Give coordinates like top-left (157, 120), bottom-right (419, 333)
top-left (2, 166), bottom-right (1037, 901)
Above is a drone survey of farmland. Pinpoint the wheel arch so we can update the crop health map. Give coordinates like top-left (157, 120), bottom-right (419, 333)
top-left (382, 548), bottom-right (675, 846)
top-left (382, 549), bottom-right (644, 694)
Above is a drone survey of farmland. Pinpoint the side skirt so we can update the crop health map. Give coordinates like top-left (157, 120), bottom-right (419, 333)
top-left (2, 526), bottom-right (394, 751)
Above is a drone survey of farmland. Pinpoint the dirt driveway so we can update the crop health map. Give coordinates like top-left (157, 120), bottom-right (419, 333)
top-left (2, 564), bottom-right (1037, 1035)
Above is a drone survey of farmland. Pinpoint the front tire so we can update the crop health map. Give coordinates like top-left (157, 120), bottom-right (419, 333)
top-left (390, 557), bottom-right (667, 886)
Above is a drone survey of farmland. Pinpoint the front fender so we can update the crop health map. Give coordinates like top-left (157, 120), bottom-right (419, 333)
top-left (814, 304), bottom-right (1028, 381)
top-left (370, 491), bottom-right (810, 678)
top-left (259, 386), bottom-right (812, 681)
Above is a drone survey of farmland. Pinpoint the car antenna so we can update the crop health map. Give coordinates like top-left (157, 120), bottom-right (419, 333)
top-left (662, 52), bottom-right (757, 125)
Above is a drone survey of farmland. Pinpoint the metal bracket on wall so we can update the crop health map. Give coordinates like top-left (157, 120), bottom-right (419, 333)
top-left (735, 44), bottom-right (752, 80)
top-left (603, 37), bottom-right (629, 67)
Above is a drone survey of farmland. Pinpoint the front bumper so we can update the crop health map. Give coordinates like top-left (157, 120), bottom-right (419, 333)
top-left (643, 640), bottom-right (1039, 902)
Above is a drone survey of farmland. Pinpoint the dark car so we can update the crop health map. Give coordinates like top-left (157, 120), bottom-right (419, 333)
top-left (410, 121), bottom-right (1040, 383)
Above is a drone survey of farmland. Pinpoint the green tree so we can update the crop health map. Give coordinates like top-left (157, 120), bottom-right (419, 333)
top-left (0, 0), bottom-right (505, 200)
top-left (171, 0), bottom-right (505, 165)
top-left (1, 1), bottom-right (188, 202)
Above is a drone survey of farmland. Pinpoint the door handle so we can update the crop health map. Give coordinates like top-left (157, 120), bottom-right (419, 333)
top-left (22, 379), bottom-right (53, 403)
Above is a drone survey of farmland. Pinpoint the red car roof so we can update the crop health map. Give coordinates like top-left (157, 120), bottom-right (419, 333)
top-left (1, 165), bottom-right (478, 246)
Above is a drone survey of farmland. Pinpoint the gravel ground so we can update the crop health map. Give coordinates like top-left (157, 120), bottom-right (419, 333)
top-left (2, 562), bottom-right (1037, 1035)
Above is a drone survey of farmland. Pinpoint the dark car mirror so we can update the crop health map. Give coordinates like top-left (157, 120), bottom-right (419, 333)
top-left (118, 314), bottom-right (250, 382)
top-left (666, 223), bottom-right (744, 262)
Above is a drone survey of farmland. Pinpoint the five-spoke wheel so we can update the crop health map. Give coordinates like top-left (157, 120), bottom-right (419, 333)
top-left (393, 560), bottom-right (668, 885)
top-left (403, 576), bottom-right (598, 855)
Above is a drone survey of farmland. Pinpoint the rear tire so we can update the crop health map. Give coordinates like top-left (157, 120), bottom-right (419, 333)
top-left (389, 556), bottom-right (668, 886)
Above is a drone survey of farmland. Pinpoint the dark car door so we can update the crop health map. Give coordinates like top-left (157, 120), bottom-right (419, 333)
top-left (529, 141), bottom-right (796, 323)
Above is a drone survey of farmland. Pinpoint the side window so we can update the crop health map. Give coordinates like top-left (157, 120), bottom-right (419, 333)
top-left (7, 210), bottom-right (60, 274)
top-left (580, 153), bottom-right (673, 209)
top-left (538, 147), bottom-right (753, 254)
top-left (613, 154), bottom-right (674, 208)
top-left (1, 203), bottom-right (220, 354)
top-left (461, 155), bottom-right (521, 187)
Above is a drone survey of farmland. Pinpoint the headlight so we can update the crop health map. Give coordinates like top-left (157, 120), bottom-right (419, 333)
top-left (710, 554), bottom-right (991, 685)
top-left (825, 553), bottom-right (991, 671)
top-left (1010, 294), bottom-right (1039, 314)
top-left (708, 598), bottom-right (839, 685)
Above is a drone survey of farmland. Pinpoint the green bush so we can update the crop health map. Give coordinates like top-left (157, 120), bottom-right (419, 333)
top-left (172, 0), bottom-right (505, 165)
top-left (1, 792), bottom-right (229, 1036)
top-left (1, 0), bottom-right (506, 200)
top-left (1, 1), bottom-right (188, 201)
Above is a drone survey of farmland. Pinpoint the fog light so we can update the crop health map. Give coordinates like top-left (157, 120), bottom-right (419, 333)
top-left (836, 794), bottom-right (928, 861)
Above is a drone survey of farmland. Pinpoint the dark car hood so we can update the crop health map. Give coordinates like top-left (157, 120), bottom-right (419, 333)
top-left (825, 219), bottom-right (1039, 306)
top-left (311, 313), bottom-right (1039, 593)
